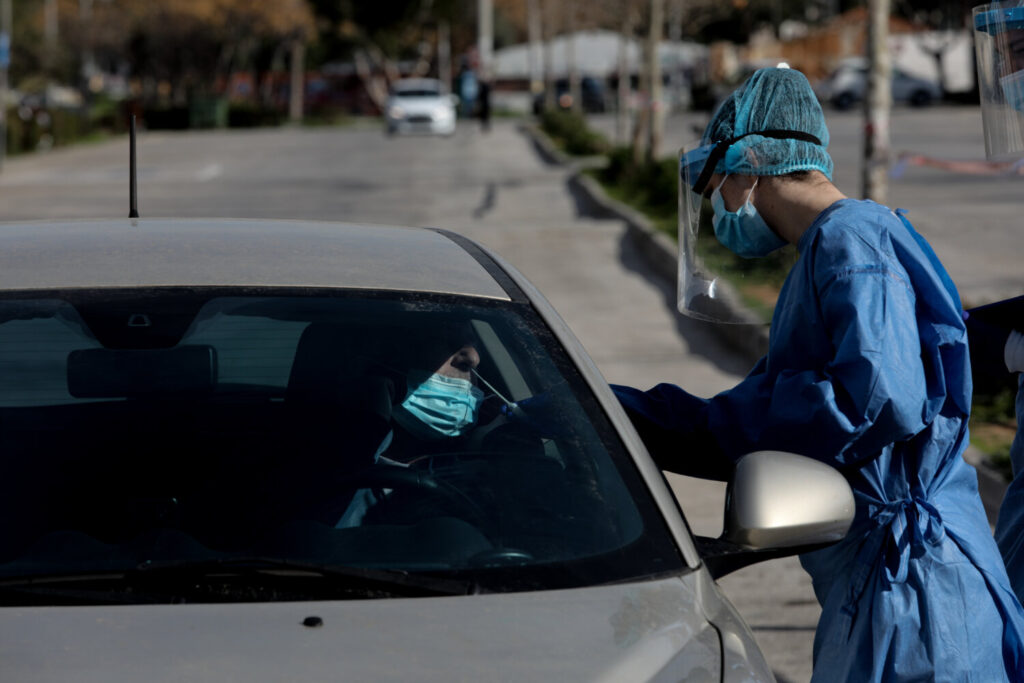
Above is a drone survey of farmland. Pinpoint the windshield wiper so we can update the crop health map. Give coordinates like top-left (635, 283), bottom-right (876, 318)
top-left (132, 556), bottom-right (474, 597)
top-left (0, 557), bottom-right (474, 600)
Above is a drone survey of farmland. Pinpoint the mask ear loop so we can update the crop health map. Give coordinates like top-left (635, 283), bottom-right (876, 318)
top-left (743, 178), bottom-right (759, 207)
top-left (713, 175), bottom-right (758, 214)
top-left (710, 174), bottom-right (729, 215)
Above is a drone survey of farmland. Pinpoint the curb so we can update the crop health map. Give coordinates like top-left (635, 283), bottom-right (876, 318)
top-left (568, 171), bottom-right (771, 362)
top-left (519, 121), bottom-right (770, 362)
top-left (517, 121), bottom-right (1009, 525)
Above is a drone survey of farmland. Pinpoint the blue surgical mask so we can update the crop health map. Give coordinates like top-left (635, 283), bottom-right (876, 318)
top-left (710, 177), bottom-right (787, 259)
top-left (394, 371), bottom-right (484, 439)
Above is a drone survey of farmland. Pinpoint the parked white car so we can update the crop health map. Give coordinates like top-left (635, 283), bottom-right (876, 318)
top-left (815, 58), bottom-right (943, 110)
top-left (384, 78), bottom-right (457, 137)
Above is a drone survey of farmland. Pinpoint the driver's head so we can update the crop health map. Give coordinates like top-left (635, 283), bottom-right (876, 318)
top-left (392, 321), bottom-right (484, 440)
top-left (411, 322), bottom-right (481, 382)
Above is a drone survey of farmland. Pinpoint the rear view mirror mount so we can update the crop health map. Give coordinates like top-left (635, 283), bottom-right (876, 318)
top-left (67, 345), bottom-right (217, 398)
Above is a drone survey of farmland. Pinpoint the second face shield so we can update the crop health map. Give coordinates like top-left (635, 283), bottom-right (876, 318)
top-left (975, 2), bottom-right (1024, 160)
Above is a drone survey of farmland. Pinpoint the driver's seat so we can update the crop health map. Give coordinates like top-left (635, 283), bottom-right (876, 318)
top-left (279, 323), bottom-right (393, 518)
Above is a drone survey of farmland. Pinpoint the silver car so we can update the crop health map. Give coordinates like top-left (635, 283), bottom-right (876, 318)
top-left (384, 78), bottom-right (458, 137)
top-left (815, 58), bottom-right (944, 110)
top-left (0, 219), bottom-right (853, 681)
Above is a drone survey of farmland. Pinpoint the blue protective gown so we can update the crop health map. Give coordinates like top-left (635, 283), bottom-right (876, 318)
top-left (614, 199), bottom-right (1024, 681)
top-left (996, 374), bottom-right (1024, 607)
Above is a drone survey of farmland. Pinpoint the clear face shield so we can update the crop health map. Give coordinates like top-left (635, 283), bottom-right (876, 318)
top-left (974, 2), bottom-right (1024, 160)
top-left (677, 141), bottom-right (798, 325)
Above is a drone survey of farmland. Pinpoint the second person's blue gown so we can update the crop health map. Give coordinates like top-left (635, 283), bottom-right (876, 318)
top-left (615, 199), bottom-right (1024, 681)
top-left (996, 375), bottom-right (1024, 607)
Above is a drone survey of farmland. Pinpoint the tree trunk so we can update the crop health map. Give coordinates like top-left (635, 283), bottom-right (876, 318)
top-left (616, 12), bottom-right (632, 145)
top-left (862, 0), bottom-right (892, 203)
top-left (354, 49), bottom-right (390, 114)
top-left (438, 21), bottom-right (451, 89)
top-left (566, 0), bottom-right (581, 114)
top-left (542, 0), bottom-right (556, 112)
top-left (646, 0), bottom-right (663, 162)
top-left (527, 0), bottom-right (542, 99)
top-left (289, 39), bottom-right (305, 123)
top-left (478, 0), bottom-right (493, 79)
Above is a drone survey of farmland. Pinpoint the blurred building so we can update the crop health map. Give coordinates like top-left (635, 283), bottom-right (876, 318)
top-left (734, 8), bottom-right (974, 96)
top-left (491, 30), bottom-right (709, 114)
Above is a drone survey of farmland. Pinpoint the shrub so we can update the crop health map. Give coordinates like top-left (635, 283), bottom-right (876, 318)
top-left (539, 109), bottom-right (607, 156)
top-left (597, 146), bottom-right (678, 231)
top-left (5, 106), bottom-right (86, 155)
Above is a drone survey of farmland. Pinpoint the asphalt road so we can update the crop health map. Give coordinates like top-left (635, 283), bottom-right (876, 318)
top-left (0, 109), bottom-right (1017, 681)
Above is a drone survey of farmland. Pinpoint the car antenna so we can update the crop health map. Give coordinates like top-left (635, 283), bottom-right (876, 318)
top-left (129, 114), bottom-right (139, 218)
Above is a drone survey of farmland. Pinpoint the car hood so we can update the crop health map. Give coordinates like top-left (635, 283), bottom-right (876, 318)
top-left (389, 96), bottom-right (451, 114)
top-left (0, 577), bottom-right (728, 682)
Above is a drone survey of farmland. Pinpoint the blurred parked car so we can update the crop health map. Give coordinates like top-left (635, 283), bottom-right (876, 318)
top-left (814, 58), bottom-right (943, 110)
top-left (0, 217), bottom-right (855, 680)
top-left (533, 76), bottom-right (607, 114)
top-left (384, 78), bottom-right (457, 136)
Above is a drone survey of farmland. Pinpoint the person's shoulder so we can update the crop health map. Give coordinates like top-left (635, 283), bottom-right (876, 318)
top-left (811, 200), bottom-right (901, 253)
top-left (807, 200), bottom-right (907, 278)
top-left (815, 198), bottom-right (899, 232)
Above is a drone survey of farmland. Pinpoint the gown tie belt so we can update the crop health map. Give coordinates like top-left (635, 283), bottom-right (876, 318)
top-left (840, 496), bottom-right (945, 635)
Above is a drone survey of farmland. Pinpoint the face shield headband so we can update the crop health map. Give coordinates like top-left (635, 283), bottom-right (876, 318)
top-left (685, 129), bottom-right (824, 196)
top-left (975, 6), bottom-right (1024, 37)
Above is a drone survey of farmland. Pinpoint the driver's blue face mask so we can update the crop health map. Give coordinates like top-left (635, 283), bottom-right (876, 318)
top-left (394, 371), bottom-right (484, 439)
top-left (710, 176), bottom-right (787, 259)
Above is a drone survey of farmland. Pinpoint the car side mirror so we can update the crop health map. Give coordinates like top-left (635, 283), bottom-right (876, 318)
top-left (449, 94), bottom-right (460, 107)
top-left (695, 450), bottom-right (855, 579)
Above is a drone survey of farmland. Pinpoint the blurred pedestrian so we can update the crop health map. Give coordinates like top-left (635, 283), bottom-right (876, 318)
top-left (477, 78), bottom-right (492, 133)
top-left (458, 63), bottom-right (478, 119)
top-left (613, 66), bottom-right (1024, 681)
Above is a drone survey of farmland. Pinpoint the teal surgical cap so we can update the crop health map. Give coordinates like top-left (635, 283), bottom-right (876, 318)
top-left (702, 67), bottom-right (833, 179)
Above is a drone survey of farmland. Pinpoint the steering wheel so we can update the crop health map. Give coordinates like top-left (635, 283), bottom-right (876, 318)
top-left (328, 466), bottom-right (489, 528)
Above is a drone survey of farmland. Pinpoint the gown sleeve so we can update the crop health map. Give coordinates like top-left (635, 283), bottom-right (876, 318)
top-left (708, 245), bottom-right (933, 468)
top-left (610, 383), bottom-right (732, 481)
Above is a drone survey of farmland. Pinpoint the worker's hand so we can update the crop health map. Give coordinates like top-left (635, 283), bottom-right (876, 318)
top-left (500, 393), bottom-right (567, 439)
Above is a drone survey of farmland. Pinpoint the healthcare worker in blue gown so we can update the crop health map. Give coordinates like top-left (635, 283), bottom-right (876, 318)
top-left (613, 66), bottom-right (1024, 681)
top-left (966, 2), bottom-right (1024, 611)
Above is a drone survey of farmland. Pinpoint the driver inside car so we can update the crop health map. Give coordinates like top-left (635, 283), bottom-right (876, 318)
top-left (334, 327), bottom-right (526, 528)
top-left (375, 337), bottom-right (486, 467)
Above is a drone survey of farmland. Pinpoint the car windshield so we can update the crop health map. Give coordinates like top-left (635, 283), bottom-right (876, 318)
top-left (393, 88), bottom-right (442, 98)
top-left (0, 287), bottom-right (682, 604)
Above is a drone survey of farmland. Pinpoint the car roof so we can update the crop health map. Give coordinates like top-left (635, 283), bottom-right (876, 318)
top-left (0, 218), bottom-right (510, 299)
